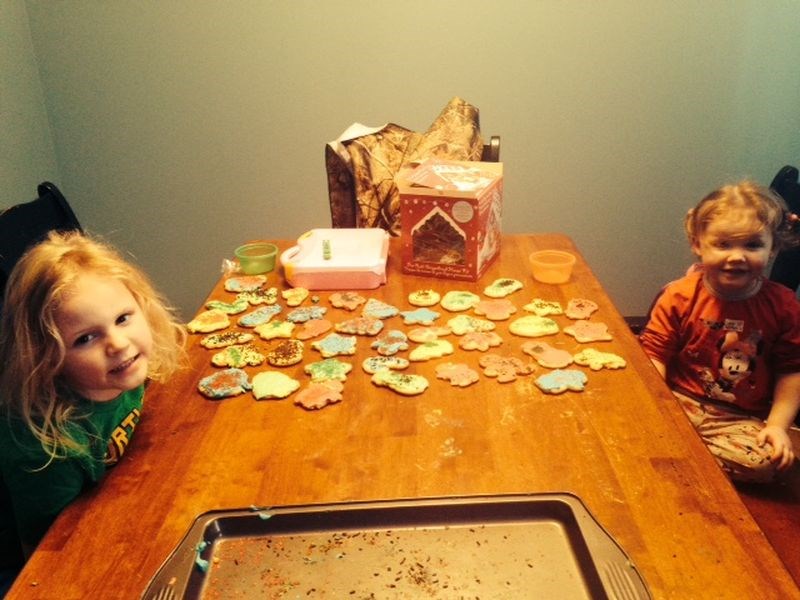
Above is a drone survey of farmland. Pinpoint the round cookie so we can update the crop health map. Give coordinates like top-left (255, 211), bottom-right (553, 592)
top-left (252, 371), bottom-right (300, 400)
top-left (408, 289), bottom-right (441, 307)
top-left (266, 339), bottom-right (305, 366)
top-left (440, 290), bottom-right (481, 312)
top-left (508, 315), bottom-right (559, 338)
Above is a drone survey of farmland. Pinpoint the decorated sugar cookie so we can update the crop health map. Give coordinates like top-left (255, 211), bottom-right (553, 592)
top-left (281, 287), bottom-right (309, 307)
top-left (329, 291), bottom-right (367, 311)
top-left (252, 371), bottom-right (300, 400)
top-left (399, 307), bottom-right (440, 326)
top-left (224, 275), bottom-right (267, 293)
top-left (565, 298), bottom-right (599, 320)
top-left (335, 316), bottom-right (384, 336)
top-left (187, 309), bottom-right (230, 333)
top-left (521, 341), bottom-right (574, 369)
top-left (523, 298), bottom-right (563, 317)
top-left (237, 287), bottom-right (279, 305)
top-left (286, 306), bottom-right (327, 323)
top-left (478, 353), bottom-right (535, 383)
top-left (304, 358), bottom-right (353, 382)
top-left (440, 290), bottom-right (481, 312)
top-left (408, 289), bottom-right (441, 307)
top-left (447, 314), bottom-right (496, 335)
top-left (211, 344), bottom-right (266, 368)
top-left (238, 305), bottom-right (282, 328)
top-left (311, 333), bottom-right (357, 358)
top-left (198, 368), bottom-right (251, 399)
top-left (508, 315), bottom-right (559, 338)
top-left (436, 362), bottom-right (480, 387)
top-left (293, 318), bottom-right (333, 340)
top-left (371, 370), bottom-right (429, 395)
top-left (573, 348), bottom-right (626, 370)
top-left (205, 298), bottom-right (249, 315)
top-left (458, 331), bottom-right (503, 352)
top-left (535, 369), bottom-right (588, 394)
top-left (362, 355), bottom-right (410, 374)
top-left (370, 330), bottom-right (409, 356)
top-left (474, 299), bottom-right (517, 321)
top-left (266, 339), bottom-right (305, 366)
top-left (407, 326), bottom-right (451, 343)
top-left (200, 331), bottom-right (255, 349)
top-left (294, 380), bottom-right (344, 410)
top-left (409, 339), bottom-right (454, 362)
top-left (563, 320), bottom-right (613, 343)
top-left (483, 278), bottom-right (523, 298)
top-left (254, 319), bottom-right (295, 340)
top-left (362, 298), bottom-right (399, 319)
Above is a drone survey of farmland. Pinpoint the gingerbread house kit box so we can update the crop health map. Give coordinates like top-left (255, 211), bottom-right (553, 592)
top-left (397, 159), bottom-right (503, 281)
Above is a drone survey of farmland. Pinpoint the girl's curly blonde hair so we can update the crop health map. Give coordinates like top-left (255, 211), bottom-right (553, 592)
top-left (0, 231), bottom-right (186, 461)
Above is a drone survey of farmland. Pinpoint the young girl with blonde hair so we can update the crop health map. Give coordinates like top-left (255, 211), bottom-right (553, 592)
top-left (0, 231), bottom-right (185, 566)
top-left (640, 180), bottom-right (800, 482)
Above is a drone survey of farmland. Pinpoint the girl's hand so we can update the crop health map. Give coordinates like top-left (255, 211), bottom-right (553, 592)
top-left (757, 425), bottom-right (795, 470)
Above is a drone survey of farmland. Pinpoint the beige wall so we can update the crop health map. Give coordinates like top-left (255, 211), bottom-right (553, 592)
top-left (8, 1), bottom-right (800, 318)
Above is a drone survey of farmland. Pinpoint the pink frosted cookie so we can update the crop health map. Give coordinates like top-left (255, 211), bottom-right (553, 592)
top-left (281, 287), bottom-right (309, 307)
top-left (447, 315), bottom-right (496, 335)
top-left (286, 306), bottom-right (327, 323)
top-left (458, 331), bottom-right (503, 352)
top-left (435, 362), bottom-right (480, 387)
top-left (565, 298), bottom-right (599, 320)
top-left (311, 333), bottom-right (357, 358)
top-left (370, 329), bottom-right (409, 356)
top-left (521, 341), bottom-right (574, 369)
top-left (200, 331), bottom-right (255, 349)
top-left (535, 369), bottom-right (588, 394)
top-left (407, 326), bottom-right (451, 343)
top-left (478, 353), bottom-right (535, 383)
top-left (236, 287), bottom-right (279, 306)
top-left (329, 291), bottom-right (367, 311)
top-left (508, 315), bottom-right (559, 338)
top-left (573, 348), bottom-right (626, 370)
top-left (252, 371), bottom-right (300, 400)
top-left (335, 316), bottom-right (384, 336)
top-left (254, 319), bottom-right (295, 340)
top-left (211, 344), bottom-right (266, 368)
top-left (409, 339), bottom-right (454, 362)
top-left (294, 380), bottom-right (344, 410)
top-left (205, 298), bottom-right (249, 315)
top-left (198, 368), bottom-right (251, 399)
top-left (474, 299), bottom-right (517, 321)
top-left (563, 320), bottom-right (613, 343)
top-left (361, 355), bottom-right (410, 374)
top-left (483, 278), bottom-right (523, 298)
top-left (187, 309), bottom-right (230, 333)
top-left (266, 339), bottom-right (305, 366)
top-left (371, 370), bottom-right (429, 395)
top-left (224, 275), bottom-right (267, 293)
top-left (408, 289), bottom-right (441, 307)
top-left (293, 318), bottom-right (332, 340)
top-left (522, 298), bottom-right (563, 317)
top-left (304, 358), bottom-right (353, 382)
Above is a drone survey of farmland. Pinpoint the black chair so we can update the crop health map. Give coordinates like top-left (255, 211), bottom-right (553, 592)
top-left (769, 165), bottom-right (800, 292)
top-left (0, 182), bottom-right (82, 305)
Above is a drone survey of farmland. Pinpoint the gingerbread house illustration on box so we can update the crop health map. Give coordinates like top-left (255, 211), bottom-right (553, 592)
top-left (412, 206), bottom-right (466, 265)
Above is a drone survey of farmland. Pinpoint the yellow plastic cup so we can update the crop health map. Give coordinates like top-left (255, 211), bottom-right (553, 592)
top-left (529, 250), bottom-right (576, 284)
top-left (235, 242), bottom-right (278, 275)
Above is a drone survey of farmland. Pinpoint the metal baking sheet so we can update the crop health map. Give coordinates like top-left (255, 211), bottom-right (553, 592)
top-left (142, 493), bottom-right (651, 599)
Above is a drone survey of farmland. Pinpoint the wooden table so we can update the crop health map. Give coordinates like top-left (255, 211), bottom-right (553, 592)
top-left (8, 234), bottom-right (799, 599)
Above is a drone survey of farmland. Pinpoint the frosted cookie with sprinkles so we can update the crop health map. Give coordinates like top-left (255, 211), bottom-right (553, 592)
top-left (187, 309), bottom-right (230, 333)
top-left (252, 371), bottom-right (300, 400)
top-left (522, 298), bottom-right (563, 317)
top-left (266, 339), bottom-right (305, 366)
top-left (436, 362), bottom-right (480, 387)
top-left (211, 344), bottom-right (266, 368)
top-left (509, 315), bottom-right (559, 338)
top-left (204, 298), bottom-right (249, 315)
top-left (304, 358), bottom-right (353, 382)
top-left (409, 339), bottom-right (454, 362)
top-left (224, 275), bottom-right (267, 293)
top-left (479, 353), bottom-right (535, 383)
top-left (198, 368), bottom-right (251, 399)
top-left (483, 278), bottom-right (523, 298)
top-left (408, 289), bottom-right (441, 307)
top-left (370, 329), bottom-right (409, 356)
top-left (573, 348), bottom-right (626, 370)
top-left (286, 306), bottom-right (327, 323)
top-left (237, 287), bottom-right (279, 305)
top-left (335, 315), bottom-right (384, 336)
top-left (521, 341), bottom-right (574, 369)
top-left (563, 320), bottom-right (613, 343)
top-left (362, 298), bottom-right (399, 319)
top-left (565, 298), bottom-right (599, 320)
top-left (311, 333), bottom-right (357, 358)
top-left (362, 355), bottom-right (410, 374)
top-left (458, 331), bottom-right (503, 352)
top-left (294, 380), bottom-right (344, 410)
top-left (238, 305), bottom-right (282, 328)
top-left (200, 331), bottom-right (255, 349)
top-left (254, 319), bottom-right (295, 340)
top-left (447, 314), bottom-right (495, 335)
top-left (329, 291), bottom-right (367, 311)
top-left (371, 370), bottom-right (429, 395)
top-left (440, 290), bottom-right (480, 312)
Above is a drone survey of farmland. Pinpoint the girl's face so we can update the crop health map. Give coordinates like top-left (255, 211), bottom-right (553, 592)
top-left (54, 273), bottom-right (153, 402)
top-left (692, 208), bottom-right (774, 297)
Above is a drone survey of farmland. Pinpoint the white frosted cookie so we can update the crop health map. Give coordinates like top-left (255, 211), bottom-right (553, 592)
top-left (408, 289), bottom-right (441, 307)
top-left (508, 315), bottom-right (559, 338)
top-left (187, 309), bottom-right (230, 333)
top-left (371, 370), bottom-right (429, 395)
top-left (573, 348), bottom-right (626, 370)
top-left (535, 369), bottom-right (588, 394)
top-left (254, 319), bottom-right (295, 340)
top-left (252, 371), bottom-right (300, 400)
top-left (440, 290), bottom-right (481, 312)
top-left (409, 339), bottom-right (454, 362)
top-left (282, 287), bottom-right (309, 307)
top-left (563, 320), bottom-right (613, 343)
top-left (447, 315), bottom-right (496, 335)
top-left (362, 355), bottom-right (410, 374)
top-left (523, 299), bottom-right (563, 317)
top-left (483, 278), bottom-right (523, 298)
top-left (237, 287), bottom-right (279, 305)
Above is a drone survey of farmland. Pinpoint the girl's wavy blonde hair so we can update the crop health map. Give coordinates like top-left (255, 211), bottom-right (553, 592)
top-left (0, 231), bottom-right (186, 460)
top-left (685, 180), bottom-right (798, 251)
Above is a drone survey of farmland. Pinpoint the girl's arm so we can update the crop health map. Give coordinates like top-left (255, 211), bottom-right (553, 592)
top-left (758, 371), bottom-right (800, 470)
